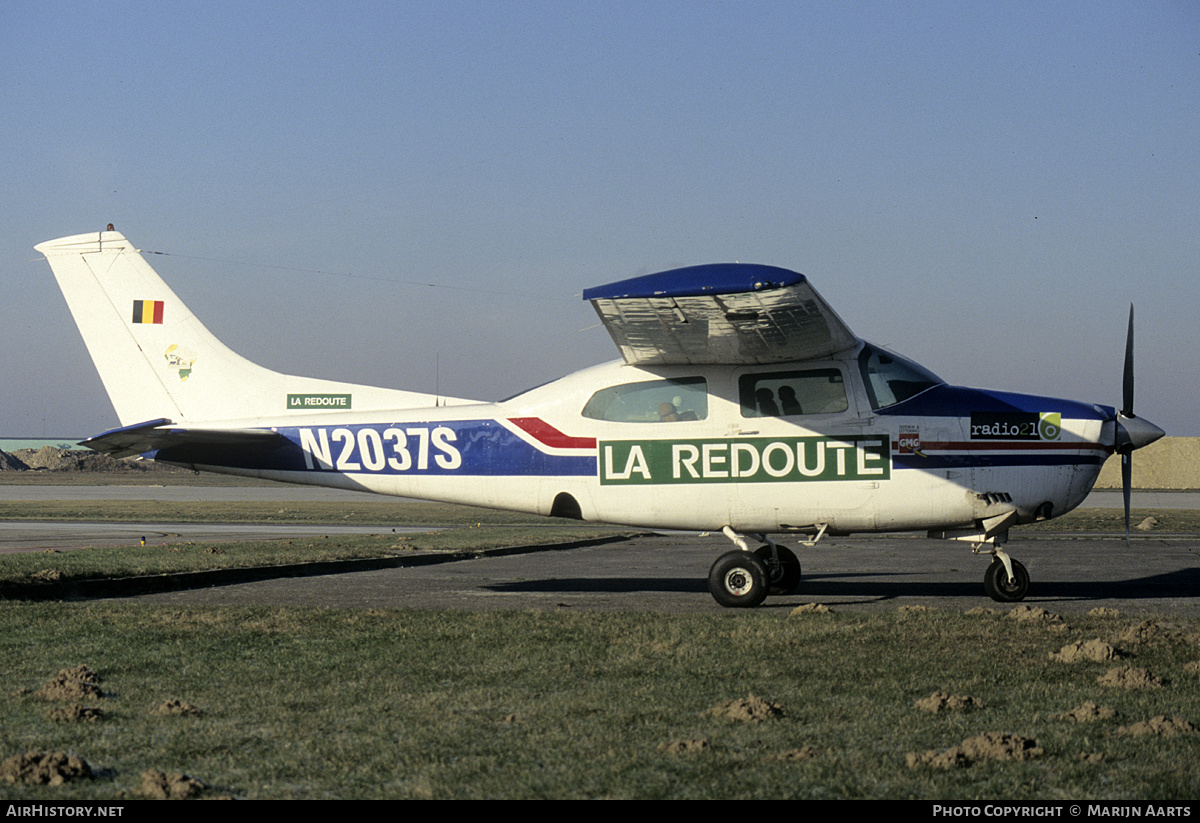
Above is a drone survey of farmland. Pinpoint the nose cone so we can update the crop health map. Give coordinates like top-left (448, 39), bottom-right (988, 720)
top-left (1116, 413), bottom-right (1165, 454)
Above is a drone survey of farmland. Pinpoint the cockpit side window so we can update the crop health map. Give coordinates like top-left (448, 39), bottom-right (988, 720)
top-left (582, 377), bottom-right (707, 423)
top-left (739, 369), bottom-right (848, 418)
top-left (857, 343), bottom-right (943, 410)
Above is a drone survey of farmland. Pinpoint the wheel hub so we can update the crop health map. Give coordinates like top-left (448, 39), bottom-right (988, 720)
top-left (723, 569), bottom-right (752, 595)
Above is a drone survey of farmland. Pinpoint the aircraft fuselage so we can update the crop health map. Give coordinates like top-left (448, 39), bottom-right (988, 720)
top-left (149, 354), bottom-right (1112, 538)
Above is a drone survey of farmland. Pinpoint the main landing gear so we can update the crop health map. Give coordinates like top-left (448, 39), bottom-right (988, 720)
top-left (708, 527), bottom-right (803, 608)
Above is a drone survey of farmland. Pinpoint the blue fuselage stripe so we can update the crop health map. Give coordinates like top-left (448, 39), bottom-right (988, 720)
top-left (154, 420), bottom-right (596, 476)
top-left (892, 453), bottom-right (1105, 471)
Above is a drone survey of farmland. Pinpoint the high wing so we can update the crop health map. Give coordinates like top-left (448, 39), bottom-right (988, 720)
top-left (583, 263), bottom-right (859, 366)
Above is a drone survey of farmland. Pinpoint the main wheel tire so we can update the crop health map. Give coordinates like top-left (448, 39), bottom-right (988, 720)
top-left (983, 558), bottom-right (1029, 602)
top-left (754, 544), bottom-right (802, 595)
top-left (708, 551), bottom-right (769, 608)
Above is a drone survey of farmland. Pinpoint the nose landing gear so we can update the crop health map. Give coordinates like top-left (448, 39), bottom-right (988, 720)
top-left (982, 553), bottom-right (1030, 602)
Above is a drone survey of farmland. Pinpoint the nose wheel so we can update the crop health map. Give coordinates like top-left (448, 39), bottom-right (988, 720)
top-left (983, 556), bottom-right (1029, 602)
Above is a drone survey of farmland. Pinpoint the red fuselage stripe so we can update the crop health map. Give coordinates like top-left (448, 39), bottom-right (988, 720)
top-left (508, 417), bottom-right (597, 449)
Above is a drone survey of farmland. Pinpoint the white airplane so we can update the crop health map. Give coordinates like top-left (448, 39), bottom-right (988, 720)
top-left (37, 227), bottom-right (1165, 607)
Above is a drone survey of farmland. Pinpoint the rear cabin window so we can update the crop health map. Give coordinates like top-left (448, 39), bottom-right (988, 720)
top-left (582, 377), bottom-right (707, 423)
top-left (739, 369), bottom-right (848, 417)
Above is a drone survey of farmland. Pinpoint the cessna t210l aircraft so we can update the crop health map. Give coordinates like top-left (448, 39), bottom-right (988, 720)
top-left (37, 228), bottom-right (1164, 607)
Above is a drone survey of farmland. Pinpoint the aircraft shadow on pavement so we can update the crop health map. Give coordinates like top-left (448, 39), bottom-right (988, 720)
top-left (483, 567), bottom-right (1200, 606)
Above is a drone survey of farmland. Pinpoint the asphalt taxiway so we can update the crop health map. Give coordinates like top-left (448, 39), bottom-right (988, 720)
top-left (3, 485), bottom-right (1198, 615)
top-left (75, 531), bottom-right (1197, 616)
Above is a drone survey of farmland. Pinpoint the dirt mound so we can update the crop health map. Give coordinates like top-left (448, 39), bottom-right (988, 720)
top-left (1050, 639), bottom-right (1119, 663)
top-left (1097, 666), bottom-right (1162, 689)
top-left (914, 691), bottom-right (981, 713)
top-left (34, 665), bottom-right (104, 702)
top-left (0, 750), bottom-right (91, 786)
top-left (907, 733), bottom-right (1043, 769)
top-left (789, 603), bottom-right (831, 615)
top-left (0, 450), bottom-right (30, 470)
top-left (1113, 619), bottom-right (1179, 646)
top-left (705, 695), bottom-right (786, 722)
top-left (136, 768), bottom-right (207, 799)
top-left (959, 732), bottom-right (1044, 761)
top-left (1008, 605), bottom-right (1063, 624)
top-left (657, 738), bottom-right (710, 755)
top-left (1054, 702), bottom-right (1117, 722)
top-left (907, 746), bottom-right (971, 769)
top-left (14, 447), bottom-right (132, 472)
top-left (48, 705), bottom-right (105, 723)
top-left (4, 446), bottom-right (187, 473)
top-left (1116, 715), bottom-right (1196, 737)
top-left (150, 699), bottom-right (203, 717)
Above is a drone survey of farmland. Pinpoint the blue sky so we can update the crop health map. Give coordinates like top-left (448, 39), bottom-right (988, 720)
top-left (4, 1), bottom-right (1197, 436)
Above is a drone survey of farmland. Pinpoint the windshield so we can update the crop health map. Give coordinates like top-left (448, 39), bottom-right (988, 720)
top-left (857, 343), bottom-right (943, 409)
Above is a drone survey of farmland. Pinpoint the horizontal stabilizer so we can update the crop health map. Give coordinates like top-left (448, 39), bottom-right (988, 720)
top-left (81, 418), bottom-right (284, 459)
top-left (584, 264), bottom-right (858, 365)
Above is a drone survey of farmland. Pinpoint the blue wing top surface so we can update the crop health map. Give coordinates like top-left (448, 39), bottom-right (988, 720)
top-left (581, 264), bottom-right (808, 301)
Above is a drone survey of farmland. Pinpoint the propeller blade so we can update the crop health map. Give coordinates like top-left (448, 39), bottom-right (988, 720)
top-left (1111, 302), bottom-right (1164, 542)
top-left (1122, 452), bottom-right (1132, 543)
top-left (1119, 303), bottom-right (1135, 543)
top-left (1122, 304), bottom-right (1134, 418)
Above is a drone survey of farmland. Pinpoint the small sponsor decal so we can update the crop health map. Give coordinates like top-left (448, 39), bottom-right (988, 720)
top-left (288, 393), bottom-right (352, 410)
top-left (599, 435), bottom-right (890, 485)
top-left (970, 412), bottom-right (1061, 441)
top-left (898, 424), bottom-right (924, 455)
top-left (132, 299), bottom-right (164, 324)
top-left (163, 344), bottom-right (196, 381)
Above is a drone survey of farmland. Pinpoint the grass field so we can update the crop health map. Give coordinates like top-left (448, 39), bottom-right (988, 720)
top-left (2, 603), bottom-right (1198, 799)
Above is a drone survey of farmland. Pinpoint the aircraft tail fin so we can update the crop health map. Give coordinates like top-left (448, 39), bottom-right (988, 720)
top-left (37, 229), bottom-right (459, 427)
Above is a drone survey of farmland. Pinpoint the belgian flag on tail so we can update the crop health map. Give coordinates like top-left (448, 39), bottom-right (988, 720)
top-left (132, 300), bottom-right (164, 324)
